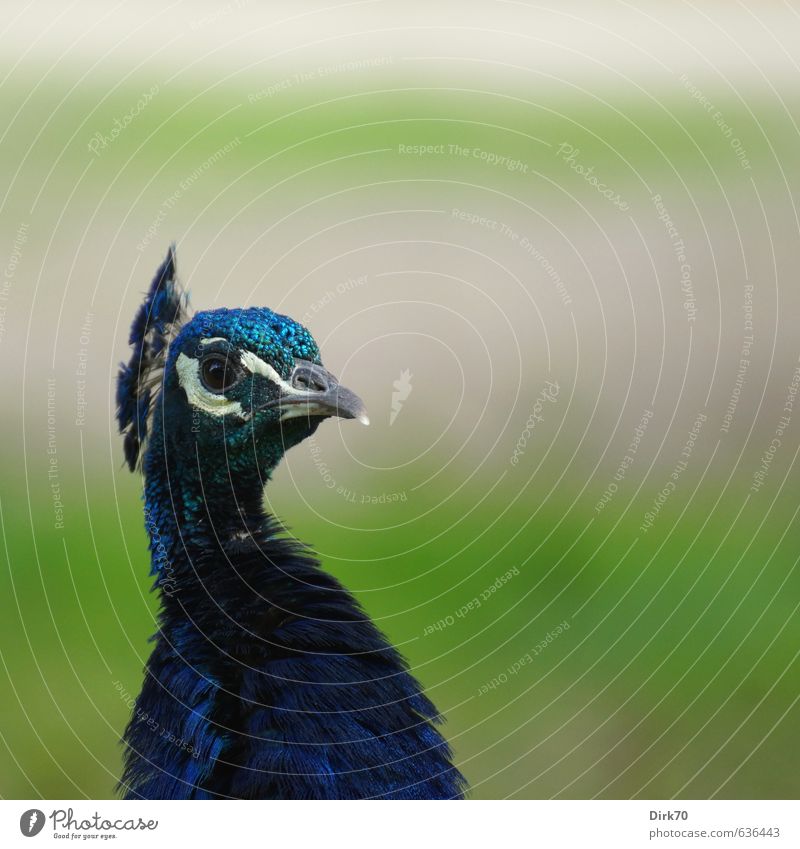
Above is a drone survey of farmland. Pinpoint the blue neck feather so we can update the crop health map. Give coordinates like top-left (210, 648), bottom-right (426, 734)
top-left (120, 413), bottom-right (467, 799)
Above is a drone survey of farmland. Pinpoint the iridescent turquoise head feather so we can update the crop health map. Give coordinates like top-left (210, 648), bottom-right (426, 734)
top-left (116, 245), bottom-right (368, 480)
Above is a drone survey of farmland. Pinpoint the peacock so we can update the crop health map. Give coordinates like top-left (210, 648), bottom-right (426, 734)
top-left (116, 246), bottom-right (467, 799)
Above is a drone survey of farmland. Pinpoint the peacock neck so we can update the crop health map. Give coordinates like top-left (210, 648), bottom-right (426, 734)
top-left (126, 430), bottom-right (468, 800)
top-left (141, 424), bottom-right (276, 605)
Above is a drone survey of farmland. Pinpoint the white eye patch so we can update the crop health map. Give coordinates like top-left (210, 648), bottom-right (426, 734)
top-left (178, 342), bottom-right (313, 420)
top-left (175, 352), bottom-right (245, 418)
top-left (238, 350), bottom-right (307, 397)
top-left (239, 350), bottom-right (333, 422)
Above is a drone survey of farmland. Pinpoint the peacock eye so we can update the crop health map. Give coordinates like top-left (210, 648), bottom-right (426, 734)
top-left (200, 354), bottom-right (241, 393)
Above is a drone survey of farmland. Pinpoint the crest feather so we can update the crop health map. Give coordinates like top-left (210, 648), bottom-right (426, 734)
top-left (117, 245), bottom-right (190, 470)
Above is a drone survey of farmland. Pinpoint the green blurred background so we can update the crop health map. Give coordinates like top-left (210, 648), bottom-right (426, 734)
top-left (2, 0), bottom-right (800, 799)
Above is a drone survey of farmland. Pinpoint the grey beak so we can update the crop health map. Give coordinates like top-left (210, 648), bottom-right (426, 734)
top-left (268, 360), bottom-right (370, 425)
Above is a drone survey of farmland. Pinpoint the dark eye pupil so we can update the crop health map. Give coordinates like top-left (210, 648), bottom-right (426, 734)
top-left (201, 355), bottom-right (237, 392)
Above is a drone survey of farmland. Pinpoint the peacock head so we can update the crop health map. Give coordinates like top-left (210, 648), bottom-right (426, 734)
top-left (117, 245), bottom-right (368, 481)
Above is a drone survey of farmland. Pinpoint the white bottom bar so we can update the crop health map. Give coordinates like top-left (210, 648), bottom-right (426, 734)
top-left (2, 800), bottom-right (795, 848)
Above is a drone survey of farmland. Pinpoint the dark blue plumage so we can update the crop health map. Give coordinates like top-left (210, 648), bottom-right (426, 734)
top-left (116, 247), bottom-right (467, 799)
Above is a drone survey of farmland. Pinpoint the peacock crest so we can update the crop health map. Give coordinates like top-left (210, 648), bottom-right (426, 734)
top-left (116, 245), bottom-right (190, 470)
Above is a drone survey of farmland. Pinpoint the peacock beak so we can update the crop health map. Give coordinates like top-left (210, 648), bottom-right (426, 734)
top-left (270, 360), bottom-right (370, 426)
